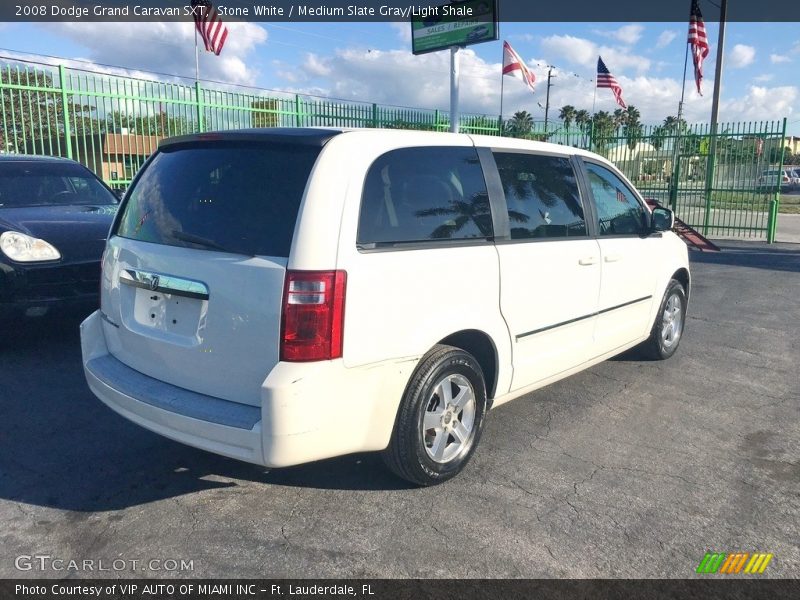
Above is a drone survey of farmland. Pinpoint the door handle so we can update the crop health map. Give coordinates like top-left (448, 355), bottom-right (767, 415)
top-left (578, 257), bottom-right (598, 266)
top-left (604, 254), bottom-right (622, 263)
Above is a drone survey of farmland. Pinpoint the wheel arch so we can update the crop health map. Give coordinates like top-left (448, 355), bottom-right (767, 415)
top-left (672, 267), bottom-right (691, 302)
top-left (437, 329), bottom-right (499, 404)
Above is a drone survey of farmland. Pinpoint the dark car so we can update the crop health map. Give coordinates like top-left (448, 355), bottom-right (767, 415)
top-left (0, 155), bottom-right (118, 319)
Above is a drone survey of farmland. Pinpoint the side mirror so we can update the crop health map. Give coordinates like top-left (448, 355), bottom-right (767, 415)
top-left (652, 207), bottom-right (674, 232)
top-left (114, 188), bottom-right (126, 202)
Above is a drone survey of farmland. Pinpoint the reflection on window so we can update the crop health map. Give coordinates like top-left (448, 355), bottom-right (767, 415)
top-left (493, 152), bottom-right (586, 239)
top-left (357, 146), bottom-right (492, 244)
top-left (584, 163), bottom-right (647, 236)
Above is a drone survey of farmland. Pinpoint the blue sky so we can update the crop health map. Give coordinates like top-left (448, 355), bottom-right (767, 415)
top-left (1, 20), bottom-right (798, 134)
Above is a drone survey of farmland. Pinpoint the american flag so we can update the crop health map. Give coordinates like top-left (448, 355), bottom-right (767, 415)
top-left (596, 57), bottom-right (626, 109)
top-left (192, 0), bottom-right (228, 56)
top-left (688, 0), bottom-right (709, 95)
top-left (616, 189), bottom-right (628, 204)
top-left (502, 41), bottom-right (536, 94)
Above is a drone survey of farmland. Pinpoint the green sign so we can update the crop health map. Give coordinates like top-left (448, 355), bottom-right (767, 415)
top-left (411, 0), bottom-right (498, 55)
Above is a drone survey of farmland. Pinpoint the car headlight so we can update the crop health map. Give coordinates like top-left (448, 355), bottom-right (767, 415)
top-left (0, 231), bottom-right (61, 262)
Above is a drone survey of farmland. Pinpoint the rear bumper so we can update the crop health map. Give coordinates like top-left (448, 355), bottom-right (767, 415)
top-left (81, 310), bottom-right (417, 468)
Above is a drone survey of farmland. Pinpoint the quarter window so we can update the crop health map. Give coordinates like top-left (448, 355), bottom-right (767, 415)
top-left (357, 146), bottom-right (491, 245)
top-left (493, 152), bottom-right (587, 239)
top-left (584, 162), bottom-right (648, 236)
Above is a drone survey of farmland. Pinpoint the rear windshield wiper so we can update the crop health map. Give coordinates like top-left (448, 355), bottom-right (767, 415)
top-left (170, 230), bottom-right (231, 253)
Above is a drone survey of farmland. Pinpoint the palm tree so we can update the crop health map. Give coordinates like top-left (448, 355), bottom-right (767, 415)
top-left (591, 111), bottom-right (615, 149)
top-left (650, 125), bottom-right (667, 151)
top-left (625, 105), bottom-right (641, 126)
top-left (505, 110), bottom-right (534, 137)
top-left (574, 109), bottom-right (591, 132)
top-left (558, 105), bottom-right (577, 130)
top-left (663, 115), bottom-right (686, 133)
top-left (613, 108), bottom-right (626, 130)
top-left (622, 105), bottom-right (643, 150)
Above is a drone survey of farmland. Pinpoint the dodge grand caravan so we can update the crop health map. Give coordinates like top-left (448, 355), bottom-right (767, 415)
top-left (81, 128), bottom-right (689, 485)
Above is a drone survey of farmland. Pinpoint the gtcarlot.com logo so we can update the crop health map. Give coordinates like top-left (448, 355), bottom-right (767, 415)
top-left (696, 552), bottom-right (773, 574)
top-left (15, 555), bottom-right (194, 573)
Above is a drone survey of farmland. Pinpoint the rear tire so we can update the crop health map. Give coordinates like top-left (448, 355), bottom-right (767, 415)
top-left (640, 279), bottom-right (687, 360)
top-left (382, 344), bottom-right (487, 486)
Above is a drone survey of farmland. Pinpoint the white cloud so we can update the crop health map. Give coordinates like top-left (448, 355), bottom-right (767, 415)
top-left (770, 53), bottom-right (791, 64)
top-left (753, 74), bottom-right (775, 83)
top-left (728, 44), bottom-right (756, 68)
top-left (41, 21), bottom-right (267, 85)
top-left (540, 34), bottom-right (651, 75)
top-left (722, 85), bottom-right (797, 121)
top-left (389, 22), bottom-right (411, 43)
top-left (655, 30), bottom-right (677, 49)
top-left (593, 24), bottom-right (644, 45)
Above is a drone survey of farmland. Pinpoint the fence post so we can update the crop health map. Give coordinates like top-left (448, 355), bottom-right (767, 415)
top-left (294, 94), bottom-right (301, 128)
top-left (702, 134), bottom-right (716, 236)
top-left (194, 81), bottom-right (204, 132)
top-left (768, 117), bottom-right (788, 244)
top-left (58, 65), bottom-right (73, 159)
top-left (372, 103), bottom-right (378, 128)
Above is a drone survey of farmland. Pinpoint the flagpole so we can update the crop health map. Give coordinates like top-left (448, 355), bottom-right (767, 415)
top-left (677, 17), bottom-right (690, 123)
top-left (589, 76), bottom-right (597, 150)
top-left (499, 63), bottom-right (505, 127)
top-left (194, 26), bottom-right (200, 84)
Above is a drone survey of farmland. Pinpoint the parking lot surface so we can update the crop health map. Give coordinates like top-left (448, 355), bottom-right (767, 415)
top-left (1, 241), bottom-right (798, 578)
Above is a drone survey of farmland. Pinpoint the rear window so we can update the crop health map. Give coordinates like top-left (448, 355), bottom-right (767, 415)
top-left (116, 142), bottom-right (321, 257)
top-left (0, 161), bottom-right (116, 208)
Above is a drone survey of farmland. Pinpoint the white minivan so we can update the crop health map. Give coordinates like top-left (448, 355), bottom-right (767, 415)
top-left (81, 128), bottom-right (690, 485)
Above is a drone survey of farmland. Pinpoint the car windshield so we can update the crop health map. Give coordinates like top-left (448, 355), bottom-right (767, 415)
top-left (0, 161), bottom-right (117, 208)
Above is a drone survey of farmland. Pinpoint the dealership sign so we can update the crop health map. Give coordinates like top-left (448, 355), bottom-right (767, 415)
top-left (411, 0), bottom-right (498, 55)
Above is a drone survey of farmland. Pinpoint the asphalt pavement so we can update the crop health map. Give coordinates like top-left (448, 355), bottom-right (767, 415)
top-left (1, 242), bottom-right (798, 578)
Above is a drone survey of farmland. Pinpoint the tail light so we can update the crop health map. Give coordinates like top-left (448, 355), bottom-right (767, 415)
top-left (280, 270), bottom-right (346, 362)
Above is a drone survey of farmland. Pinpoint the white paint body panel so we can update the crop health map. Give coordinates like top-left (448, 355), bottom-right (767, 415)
top-left (81, 129), bottom-right (690, 468)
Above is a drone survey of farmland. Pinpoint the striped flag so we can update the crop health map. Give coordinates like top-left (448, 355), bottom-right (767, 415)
top-left (688, 0), bottom-right (710, 95)
top-left (596, 56), bottom-right (626, 109)
top-left (502, 41), bottom-right (536, 94)
top-left (192, 0), bottom-right (229, 56)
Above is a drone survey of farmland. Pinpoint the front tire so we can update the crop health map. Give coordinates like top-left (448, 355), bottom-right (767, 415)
top-left (382, 345), bottom-right (487, 486)
top-left (641, 279), bottom-right (687, 360)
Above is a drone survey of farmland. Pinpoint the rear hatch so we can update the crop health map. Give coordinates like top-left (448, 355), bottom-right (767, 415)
top-left (101, 133), bottom-right (327, 406)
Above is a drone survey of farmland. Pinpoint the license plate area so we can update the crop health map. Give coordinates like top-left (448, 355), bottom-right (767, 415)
top-left (118, 269), bottom-right (209, 344)
top-left (131, 288), bottom-right (204, 337)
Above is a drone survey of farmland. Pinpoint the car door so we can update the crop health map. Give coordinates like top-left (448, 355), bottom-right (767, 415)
top-left (580, 159), bottom-right (660, 354)
top-left (486, 149), bottom-right (602, 391)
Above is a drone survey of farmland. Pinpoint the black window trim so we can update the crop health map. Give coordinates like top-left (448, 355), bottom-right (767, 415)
top-left (482, 147), bottom-right (593, 245)
top-left (578, 157), bottom-right (654, 239)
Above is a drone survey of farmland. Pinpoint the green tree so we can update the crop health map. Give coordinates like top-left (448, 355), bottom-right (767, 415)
top-left (590, 111), bottom-right (616, 149)
top-left (663, 115), bottom-right (687, 133)
top-left (650, 125), bottom-right (667, 151)
top-left (105, 110), bottom-right (192, 136)
top-left (1, 69), bottom-right (100, 153)
top-left (558, 105), bottom-right (577, 129)
top-left (622, 105), bottom-right (642, 150)
top-left (505, 110), bottom-right (534, 137)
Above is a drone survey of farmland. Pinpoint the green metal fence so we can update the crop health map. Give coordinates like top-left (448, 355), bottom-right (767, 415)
top-left (0, 57), bottom-right (503, 189)
top-left (589, 120), bottom-right (788, 242)
top-left (0, 55), bottom-right (788, 241)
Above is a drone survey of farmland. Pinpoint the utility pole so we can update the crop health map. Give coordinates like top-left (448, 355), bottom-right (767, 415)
top-left (703, 0), bottom-right (727, 235)
top-left (544, 67), bottom-right (556, 133)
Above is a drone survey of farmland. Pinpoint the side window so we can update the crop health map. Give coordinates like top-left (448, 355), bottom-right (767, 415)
top-left (493, 152), bottom-right (587, 239)
top-left (357, 146), bottom-right (491, 245)
top-left (584, 162), bottom-right (648, 236)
